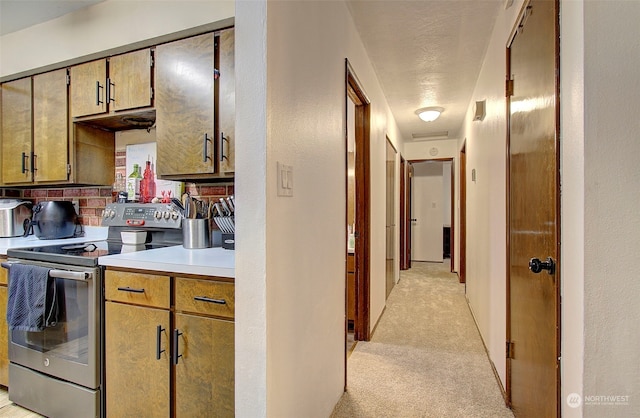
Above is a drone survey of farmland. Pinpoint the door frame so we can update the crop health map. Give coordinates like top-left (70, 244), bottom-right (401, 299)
top-left (505, 0), bottom-right (561, 412)
top-left (407, 158), bottom-right (454, 271)
top-left (400, 156), bottom-right (408, 270)
top-left (459, 143), bottom-right (466, 284)
top-left (345, 59), bottom-right (371, 344)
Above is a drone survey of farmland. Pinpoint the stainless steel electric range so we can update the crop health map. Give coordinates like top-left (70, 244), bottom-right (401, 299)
top-left (2, 203), bottom-right (183, 418)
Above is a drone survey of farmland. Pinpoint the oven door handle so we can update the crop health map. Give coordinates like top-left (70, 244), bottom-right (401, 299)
top-left (49, 270), bottom-right (92, 281)
top-left (1, 263), bottom-right (91, 281)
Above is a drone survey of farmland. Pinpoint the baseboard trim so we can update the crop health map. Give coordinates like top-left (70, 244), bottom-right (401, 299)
top-left (369, 306), bottom-right (386, 339)
top-left (464, 295), bottom-right (509, 406)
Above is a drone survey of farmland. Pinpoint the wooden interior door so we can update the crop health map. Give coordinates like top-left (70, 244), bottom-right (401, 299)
top-left (175, 313), bottom-right (235, 418)
top-left (507, 0), bottom-right (560, 416)
top-left (407, 163), bottom-right (413, 269)
top-left (459, 145), bottom-right (466, 283)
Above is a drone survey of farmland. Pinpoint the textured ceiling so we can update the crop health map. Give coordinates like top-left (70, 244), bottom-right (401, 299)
top-left (0, 0), bottom-right (104, 36)
top-left (2, 0), bottom-right (501, 143)
top-left (346, 0), bottom-right (501, 142)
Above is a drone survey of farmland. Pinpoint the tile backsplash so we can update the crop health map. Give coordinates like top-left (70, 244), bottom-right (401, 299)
top-left (1, 183), bottom-right (233, 226)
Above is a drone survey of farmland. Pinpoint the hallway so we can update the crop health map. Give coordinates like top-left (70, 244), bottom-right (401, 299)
top-left (332, 262), bottom-right (514, 418)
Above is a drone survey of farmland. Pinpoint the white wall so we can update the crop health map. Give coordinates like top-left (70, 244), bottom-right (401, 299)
top-left (578, 2), bottom-right (640, 417)
top-left (243, 1), bottom-right (402, 416)
top-left (0, 0), bottom-right (234, 79)
top-left (459, 0), bottom-right (525, 389)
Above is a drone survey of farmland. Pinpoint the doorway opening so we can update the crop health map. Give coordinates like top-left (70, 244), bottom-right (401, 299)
top-left (385, 138), bottom-right (397, 298)
top-left (344, 59), bottom-right (372, 387)
top-left (405, 158), bottom-right (454, 272)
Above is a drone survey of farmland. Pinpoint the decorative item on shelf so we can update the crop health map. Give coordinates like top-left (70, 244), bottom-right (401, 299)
top-left (140, 158), bottom-right (156, 203)
top-left (126, 164), bottom-right (142, 202)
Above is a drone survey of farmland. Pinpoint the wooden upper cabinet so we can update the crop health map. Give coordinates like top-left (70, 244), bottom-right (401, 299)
top-left (33, 69), bottom-right (69, 183)
top-left (70, 49), bottom-right (153, 118)
top-left (1, 77), bottom-right (32, 184)
top-left (108, 49), bottom-right (153, 112)
top-left (218, 28), bottom-right (235, 174)
top-left (70, 59), bottom-right (107, 118)
top-left (156, 33), bottom-right (216, 176)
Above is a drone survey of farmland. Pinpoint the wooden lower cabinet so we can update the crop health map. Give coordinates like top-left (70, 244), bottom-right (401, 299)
top-left (104, 269), bottom-right (234, 417)
top-left (0, 259), bottom-right (8, 386)
top-left (175, 313), bottom-right (234, 417)
top-left (105, 302), bottom-right (170, 417)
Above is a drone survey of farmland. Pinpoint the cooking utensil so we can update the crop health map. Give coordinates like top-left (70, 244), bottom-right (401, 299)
top-left (219, 198), bottom-right (231, 216)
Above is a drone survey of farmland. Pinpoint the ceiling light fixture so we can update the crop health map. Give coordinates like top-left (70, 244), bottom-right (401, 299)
top-left (415, 106), bottom-right (444, 122)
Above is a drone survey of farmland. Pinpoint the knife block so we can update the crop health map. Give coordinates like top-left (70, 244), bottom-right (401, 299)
top-left (222, 233), bottom-right (235, 250)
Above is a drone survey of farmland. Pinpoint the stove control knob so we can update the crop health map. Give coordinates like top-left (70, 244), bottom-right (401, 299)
top-left (171, 212), bottom-right (179, 220)
top-left (110, 209), bottom-right (116, 219)
top-left (44, 358), bottom-right (50, 367)
top-left (163, 211), bottom-right (171, 220)
top-left (154, 211), bottom-right (162, 219)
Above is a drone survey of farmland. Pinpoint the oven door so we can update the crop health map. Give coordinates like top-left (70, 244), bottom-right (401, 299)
top-left (6, 260), bottom-right (102, 390)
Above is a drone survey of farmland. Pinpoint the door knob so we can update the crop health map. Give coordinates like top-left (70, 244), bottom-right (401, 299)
top-left (529, 257), bottom-right (555, 275)
top-left (410, 218), bottom-right (417, 222)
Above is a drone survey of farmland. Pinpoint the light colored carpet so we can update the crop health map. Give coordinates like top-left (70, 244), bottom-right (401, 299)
top-left (331, 261), bottom-right (514, 418)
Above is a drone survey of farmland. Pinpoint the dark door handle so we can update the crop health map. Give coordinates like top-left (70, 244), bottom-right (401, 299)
top-left (529, 257), bottom-right (555, 275)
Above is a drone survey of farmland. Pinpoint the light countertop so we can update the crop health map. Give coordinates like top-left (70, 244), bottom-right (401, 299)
top-left (2, 226), bottom-right (234, 278)
top-left (98, 245), bottom-right (235, 278)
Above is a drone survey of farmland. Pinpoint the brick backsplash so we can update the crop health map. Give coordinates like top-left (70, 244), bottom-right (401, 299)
top-left (1, 182), bottom-right (233, 227)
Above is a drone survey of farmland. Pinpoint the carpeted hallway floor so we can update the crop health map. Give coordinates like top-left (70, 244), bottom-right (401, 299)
top-left (331, 261), bottom-right (514, 418)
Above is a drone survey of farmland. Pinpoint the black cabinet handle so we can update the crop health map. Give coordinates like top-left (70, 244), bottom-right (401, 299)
top-left (156, 325), bottom-right (166, 360)
top-left (107, 77), bottom-right (115, 103)
top-left (203, 133), bottom-right (212, 162)
top-left (96, 81), bottom-right (104, 105)
top-left (21, 152), bottom-right (29, 174)
top-left (194, 296), bottom-right (226, 305)
top-left (31, 152), bottom-right (37, 173)
top-left (116, 286), bottom-right (145, 293)
top-left (172, 329), bottom-right (183, 365)
top-left (220, 132), bottom-right (229, 162)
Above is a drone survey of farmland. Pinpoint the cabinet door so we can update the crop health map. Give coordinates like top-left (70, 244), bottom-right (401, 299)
top-left (156, 33), bottom-right (215, 176)
top-left (0, 285), bottom-right (8, 387)
top-left (105, 302), bottom-right (170, 418)
top-left (70, 59), bottom-right (107, 117)
top-left (33, 69), bottom-right (69, 183)
top-left (218, 28), bottom-right (235, 174)
top-left (109, 49), bottom-right (153, 112)
top-left (1, 78), bottom-right (32, 184)
top-left (175, 313), bottom-right (234, 418)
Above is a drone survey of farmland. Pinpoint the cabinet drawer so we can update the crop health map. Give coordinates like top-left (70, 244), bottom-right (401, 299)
top-left (105, 270), bottom-right (170, 309)
top-left (175, 278), bottom-right (234, 319)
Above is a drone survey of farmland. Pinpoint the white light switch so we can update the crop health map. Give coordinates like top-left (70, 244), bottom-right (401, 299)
top-left (277, 162), bottom-right (293, 197)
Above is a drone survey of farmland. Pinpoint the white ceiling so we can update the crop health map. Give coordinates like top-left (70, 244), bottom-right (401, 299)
top-left (1, 0), bottom-right (501, 143)
top-left (346, 0), bottom-right (501, 141)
